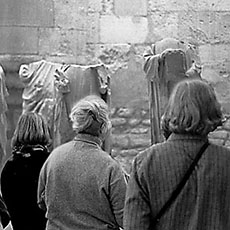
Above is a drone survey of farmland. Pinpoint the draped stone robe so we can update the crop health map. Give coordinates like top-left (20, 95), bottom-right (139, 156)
top-left (19, 60), bottom-right (111, 151)
top-left (0, 66), bottom-right (9, 160)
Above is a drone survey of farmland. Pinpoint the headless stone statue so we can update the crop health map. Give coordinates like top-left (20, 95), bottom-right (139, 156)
top-left (19, 60), bottom-right (111, 151)
top-left (143, 37), bottom-right (202, 143)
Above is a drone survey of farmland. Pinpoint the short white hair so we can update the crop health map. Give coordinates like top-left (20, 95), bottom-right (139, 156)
top-left (69, 95), bottom-right (110, 137)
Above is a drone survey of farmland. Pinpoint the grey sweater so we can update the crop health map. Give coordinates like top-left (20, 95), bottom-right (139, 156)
top-left (38, 134), bottom-right (126, 230)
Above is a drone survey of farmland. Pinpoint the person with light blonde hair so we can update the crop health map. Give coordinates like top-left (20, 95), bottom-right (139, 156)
top-left (38, 95), bottom-right (126, 230)
top-left (69, 95), bottom-right (111, 141)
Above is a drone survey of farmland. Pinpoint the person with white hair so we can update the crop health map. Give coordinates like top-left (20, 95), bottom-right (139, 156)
top-left (38, 95), bottom-right (126, 230)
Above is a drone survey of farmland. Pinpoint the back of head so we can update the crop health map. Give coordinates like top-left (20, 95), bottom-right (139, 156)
top-left (70, 95), bottom-right (110, 140)
top-left (161, 79), bottom-right (223, 137)
top-left (11, 112), bottom-right (51, 148)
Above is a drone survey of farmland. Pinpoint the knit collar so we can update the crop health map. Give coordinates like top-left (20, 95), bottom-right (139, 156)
top-left (74, 133), bottom-right (102, 148)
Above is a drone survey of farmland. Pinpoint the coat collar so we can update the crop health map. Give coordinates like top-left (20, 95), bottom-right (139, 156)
top-left (167, 133), bottom-right (208, 143)
top-left (74, 133), bottom-right (102, 148)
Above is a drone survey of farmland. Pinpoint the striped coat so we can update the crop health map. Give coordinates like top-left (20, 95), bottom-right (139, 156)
top-left (124, 133), bottom-right (230, 230)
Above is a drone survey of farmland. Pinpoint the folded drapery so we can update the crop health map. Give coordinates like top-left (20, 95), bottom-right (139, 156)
top-left (19, 60), bottom-right (110, 149)
top-left (0, 66), bottom-right (9, 158)
top-left (143, 38), bottom-right (201, 144)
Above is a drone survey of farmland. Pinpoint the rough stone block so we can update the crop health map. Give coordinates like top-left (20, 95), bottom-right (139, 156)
top-left (100, 15), bottom-right (148, 43)
top-left (86, 43), bottom-right (131, 72)
top-left (223, 119), bottom-right (230, 131)
top-left (86, 12), bottom-right (100, 44)
top-left (178, 10), bottom-right (200, 44)
top-left (130, 127), bottom-right (149, 134)
top-left (129, 133), bottom-right (151, 148)
top-left (197, 12), bottom-right (230, 44)
top-left (114, 0), bottom-right (147, 16)
top-left (54, 0), bottom-right (87, 29)
top-left (101, 0), bottom-right (114, 15)
top-left (199, 44), bottom-right (230, 65)
top-left (88, 0), bottom-right (102, 12)
top-left (45, 55), bottom-right (88, 65)
top-left (201, 64), bottom-right (230, 114)
top-left (39, 28), bottom-right (87, 58)
top-left (198, 0), bottom-right (230, 11)
top-left (201, 65), bottom-right (223, 83)
top-left (111, 118), bottom-right (127, 127)
top-left (111, 57), bottom-right (148, 108)
top-left (0, 0), bottom-right (54, 27)
top-left (215, 13), bottom-right (230, 42)
top-left (221, 101), bottom-right (230, 114)
top-left (0, 27), bottom-right (38, 54)
top-left (128, 119), bottom-right (141, 127)
top-left (225, 140), bottom-right (230, 149)
top-left (112, 134), bottom-right (130, 148)
top-left (214, 81), bottom-right (230, 114)
top-left (117, 107), bottom-right (134, 118)
top-left (146, 12), bottom-right (179, 43)
top-left (149, 0), bottom-right (195, 11)
top-left (142, 119), bottom-right (151, 126)
top-left (178, 11), bottom-right (230, 44)
top-left (149, 0), bottom-right (230, 12)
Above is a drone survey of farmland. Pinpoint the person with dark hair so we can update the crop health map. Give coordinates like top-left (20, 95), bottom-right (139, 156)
top-left (1, 112), bottom-right (51, 230)
top-left (124, 79), bottom-right (230, 230)
top-left (38, 95), bottom-right (126, 230)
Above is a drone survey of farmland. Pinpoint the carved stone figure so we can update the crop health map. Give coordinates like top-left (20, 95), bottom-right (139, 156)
top-left (143, 38), bottom-right (202, 144)
top-left (19, 60), bottom-right (111, 151)
top-left (0, 66), bottom-right (9, 164)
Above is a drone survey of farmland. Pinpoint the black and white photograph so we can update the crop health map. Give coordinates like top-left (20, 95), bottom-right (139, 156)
top-left (0, 0), bottom-right (230, 229)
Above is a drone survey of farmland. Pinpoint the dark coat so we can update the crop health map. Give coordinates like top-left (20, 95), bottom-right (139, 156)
top-left (124, 133), bottom-right (230, 230)
top-left (1, 144), bottom-right (50, 230)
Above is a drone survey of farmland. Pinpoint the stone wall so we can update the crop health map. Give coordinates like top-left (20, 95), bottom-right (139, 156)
top-left (0, 0), bottom-right (230, 172)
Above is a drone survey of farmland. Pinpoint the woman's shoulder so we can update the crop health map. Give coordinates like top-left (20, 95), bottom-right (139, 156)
top-left (51, 140), bottom-right (74, 152)
top-left (135, 142), bottom-right (166, 165)
top-left (3, 144), bottom-right (49, 169)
